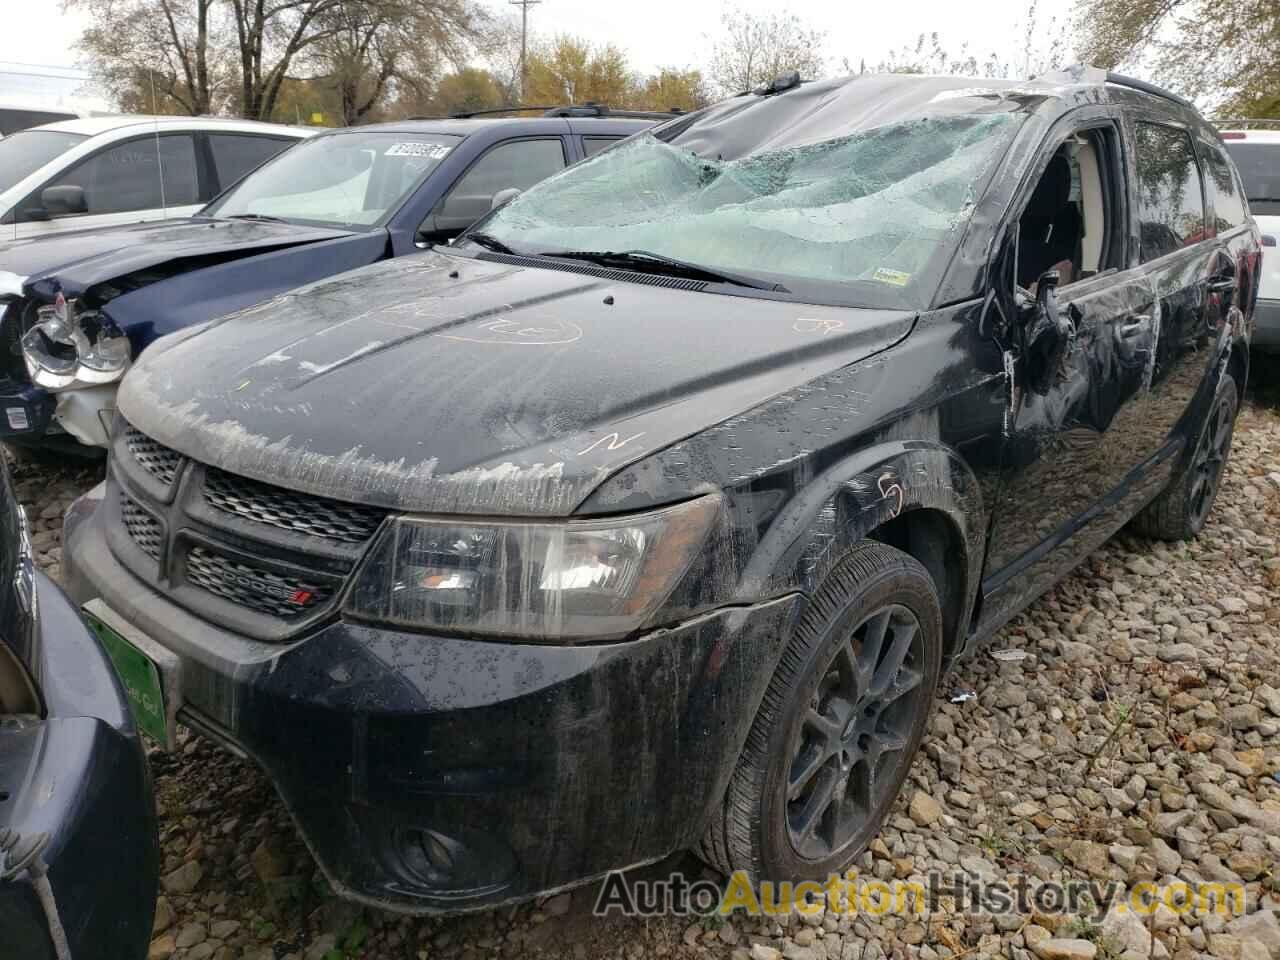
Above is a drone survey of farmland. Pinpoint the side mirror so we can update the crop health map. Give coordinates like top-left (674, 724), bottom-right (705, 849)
top-left (42, 185), bottom-right (87, 217)
top-left (490, 187), bottom-right (521, 210)
top-left (1019, 269), bottom-right (1073, 395)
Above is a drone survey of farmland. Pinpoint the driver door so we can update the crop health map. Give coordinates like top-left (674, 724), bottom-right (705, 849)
top-left (420, 137), bottom-right (568, 242)
top-left (13, 133), bottom-right (204, 240)
top-left (980, 117), bottom-right (1166, 627)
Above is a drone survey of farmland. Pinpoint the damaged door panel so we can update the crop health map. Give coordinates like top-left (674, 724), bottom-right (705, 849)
top-left (57, 69), bottom-right (1257, 921)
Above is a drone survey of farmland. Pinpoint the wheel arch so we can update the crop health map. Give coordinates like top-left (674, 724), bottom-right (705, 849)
top-left (739, 440), bottom-right (987, 665)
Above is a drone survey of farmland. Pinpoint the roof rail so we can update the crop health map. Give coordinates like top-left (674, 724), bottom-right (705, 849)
top-left (1104, 72), bottom-right (1195, 110)
top-left (409, 103), bottom-right (681, 121)
top-left (1212, 118), bottom-right (1280, 130)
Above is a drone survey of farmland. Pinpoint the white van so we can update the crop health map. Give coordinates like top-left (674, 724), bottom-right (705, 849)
top-left (0, 103), bottom-right (79, 135)
top-left (1221, 125), bottom-right (1280, 351)
top-left (0, 116), bottom-right (313, 241)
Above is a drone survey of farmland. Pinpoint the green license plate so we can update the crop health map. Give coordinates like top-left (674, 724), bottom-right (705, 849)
top-left (84, 610), bottom-right (168, 744)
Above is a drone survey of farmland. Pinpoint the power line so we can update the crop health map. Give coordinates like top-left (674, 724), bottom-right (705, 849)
top-left (509, 0), bottom-right (541, 101)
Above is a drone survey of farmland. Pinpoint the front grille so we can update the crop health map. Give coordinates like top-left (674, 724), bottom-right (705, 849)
top-left (184, 546), bottom-right (332, 619)
top-left (126, 427), bottom-right (185, 486)
top-left (204, 467), bottom-right (386, 544)
top-left (120, 492), bottom-right (162, 560)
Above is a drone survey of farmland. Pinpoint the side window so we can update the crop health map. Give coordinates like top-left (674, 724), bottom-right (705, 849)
top-left (209, 135), bottom-right (292, 192)
top-left (1134, 123), bottom-right (1206, 262)
top-left (583, 137), bottom-right (620, 157)
top-left (433, 138), bottom-right (566, 232)
top-left (1199, 141), bottom-right (1247, 235)
top-left (19, 134), bottom-right (199, 221)
top-left (1016, 127), bottom-right (1121, 288)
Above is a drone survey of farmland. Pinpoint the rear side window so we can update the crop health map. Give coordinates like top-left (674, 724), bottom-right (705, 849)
top-left (19, 133), bottom-right (199, 220)
top-left (209, 134), bottom-right (293, 191)
top-left (1221, 141), bottom-right (1279, 215)
top-left (583, 137), bottom-right (619, 157)
top-left (1200, 142), bottom-right (1248, 233)
top-left (1134, 122), bottom-right (1206, 262)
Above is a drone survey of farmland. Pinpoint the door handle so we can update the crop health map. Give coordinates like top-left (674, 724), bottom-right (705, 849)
top-left (1207, 275), bottom-right (1236, 293)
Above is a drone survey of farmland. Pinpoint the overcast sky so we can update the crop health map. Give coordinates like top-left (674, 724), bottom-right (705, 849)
top-left (0, 0), bottom-right (1062, 98)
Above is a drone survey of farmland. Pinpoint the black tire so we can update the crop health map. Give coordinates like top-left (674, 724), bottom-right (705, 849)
top-left (1131, 374), bottom-right (1238, 541)
top-left (699, 541), bottom-right (942, 882)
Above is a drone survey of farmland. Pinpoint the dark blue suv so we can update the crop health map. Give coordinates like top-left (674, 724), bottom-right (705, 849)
top-left (0, 110), bottom-right (663, 454)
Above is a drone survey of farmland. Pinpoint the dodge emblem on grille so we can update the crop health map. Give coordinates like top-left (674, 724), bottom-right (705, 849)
top-left (225, 571), bottom-right (316, 605)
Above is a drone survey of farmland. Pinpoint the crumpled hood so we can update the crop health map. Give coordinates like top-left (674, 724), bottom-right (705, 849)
top-left (119, 250), bottom-right (915, 516)
top-left (0, 217), bottom-right (355, 297)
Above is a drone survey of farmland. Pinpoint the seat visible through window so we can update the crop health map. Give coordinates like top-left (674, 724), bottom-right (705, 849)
top-left (1017, 149), bottom-right (1083, 287)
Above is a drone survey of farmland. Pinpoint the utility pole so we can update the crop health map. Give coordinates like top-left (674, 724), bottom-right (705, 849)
top-left (509, 0), bottom-right (541, 102)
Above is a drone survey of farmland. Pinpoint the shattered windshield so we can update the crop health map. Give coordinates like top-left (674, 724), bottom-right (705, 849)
top-left (474, 113), bottom-right (1021, 308)
top-left (203, 131), bottom-right (460, 230)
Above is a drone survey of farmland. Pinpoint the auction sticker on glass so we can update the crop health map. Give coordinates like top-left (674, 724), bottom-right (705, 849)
top-left (82, 599), bottom-right (183, 748)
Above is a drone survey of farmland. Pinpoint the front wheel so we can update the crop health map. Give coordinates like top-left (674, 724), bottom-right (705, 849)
top-left (1131, 373), bottom-right (1237, 541)
top-left (700, 541), bottom-right (942, 883)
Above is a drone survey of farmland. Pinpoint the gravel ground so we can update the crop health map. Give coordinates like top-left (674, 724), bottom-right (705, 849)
top-left (9, 397), bottom-right (1280, 960)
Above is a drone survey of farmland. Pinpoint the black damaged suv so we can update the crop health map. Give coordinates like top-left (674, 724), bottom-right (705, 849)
top-left (65, 68), bottom-right (1257, 914)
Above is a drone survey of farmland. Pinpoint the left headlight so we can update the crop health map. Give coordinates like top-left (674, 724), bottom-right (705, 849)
top-left (345, 494), bottom-right (721, 642)
top-left (21, 292), bottom-right (131, 391)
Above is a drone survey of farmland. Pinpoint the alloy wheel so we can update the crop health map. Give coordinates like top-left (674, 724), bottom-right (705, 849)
top-left (785, 604), bottom-right (927, 860)
top-left (1189, 393), bottom-right (1234, 528)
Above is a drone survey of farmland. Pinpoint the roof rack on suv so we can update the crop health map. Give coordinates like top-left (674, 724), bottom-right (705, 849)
top-left (1104, 72), bottom-right (1195, 110)
top-left (409, 103), bottom-right (683, 121)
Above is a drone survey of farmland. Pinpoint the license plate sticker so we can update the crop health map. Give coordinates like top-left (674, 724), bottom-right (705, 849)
top-left (84, 610), bottom-right (169, 745)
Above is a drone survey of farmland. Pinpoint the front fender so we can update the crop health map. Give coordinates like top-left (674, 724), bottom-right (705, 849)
top-left (737, 440), bottom-right (986, 659)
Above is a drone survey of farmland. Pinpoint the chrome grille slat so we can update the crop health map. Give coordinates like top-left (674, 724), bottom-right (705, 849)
top-left (203, 467), bottom-right (386, 544)
top-left (120, 491), bottom-right (162, 560)
top-left (125, 427), bottom-right (184, 486)
top-left (184, 546), bottom-right (332, 619)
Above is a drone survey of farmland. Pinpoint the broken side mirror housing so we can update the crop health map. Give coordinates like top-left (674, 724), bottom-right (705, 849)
top-left (1019, 269), bottom-right (1073, 396)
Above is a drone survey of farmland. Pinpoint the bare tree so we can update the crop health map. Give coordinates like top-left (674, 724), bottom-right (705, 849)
top-left (70, 0), bottom-right (226, 115)
top-left (310, 0), bottom-right (484, 125)
top-left (477, 14), bottom-right (528, 102)
top-left (226, 0), bottom-right (347, 121)
top-left (1073, 0), bottom-right (1280, 114)
top-left (856, 2), bottom-right (1065, 80)
top-left (706, 6), bottom-right (826, 97)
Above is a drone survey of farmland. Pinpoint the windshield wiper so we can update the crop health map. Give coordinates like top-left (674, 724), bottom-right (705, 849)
top-left (539, 249), bottom-right (788, 292)
top-left (460, 232), bottom-right (517, 254)
top-left (225, 213), bottom-right (289, 223)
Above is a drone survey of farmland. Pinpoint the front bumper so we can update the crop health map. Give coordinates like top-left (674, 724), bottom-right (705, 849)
top-left (0, 571), bottom-right (158, 960)
top-left (64, 493), bottom-right (800, 914)
top-left (0, 381), bottom-right (115, 448)
top-left (1253, 297), bottom-right (1280, 351)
